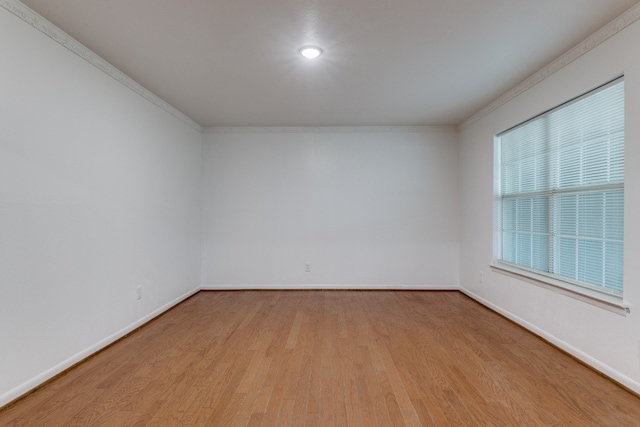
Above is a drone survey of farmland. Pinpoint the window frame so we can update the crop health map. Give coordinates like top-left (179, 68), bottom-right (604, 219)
top-left (492, 77), bottom-right (628, 315)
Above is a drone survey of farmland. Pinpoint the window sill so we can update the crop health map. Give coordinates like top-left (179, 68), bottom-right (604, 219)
top-left (489, 263), bottom-right (630, 316)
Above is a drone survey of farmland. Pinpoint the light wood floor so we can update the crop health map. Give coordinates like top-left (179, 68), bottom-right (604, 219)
top-left (1, 291), bottom-right (639, 426)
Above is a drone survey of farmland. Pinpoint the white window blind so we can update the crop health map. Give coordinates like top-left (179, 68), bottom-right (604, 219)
top-left (496, 78), bottom-right (624, 297)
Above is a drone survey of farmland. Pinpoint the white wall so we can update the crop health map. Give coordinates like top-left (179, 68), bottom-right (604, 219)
top-left (201, 128), bottom-right (459, 288)
top-left (0, 7), bottom-right (203, 406)
top-left (4, 0), bottom-right (638, 409)
top-left (459, 19), bottom-right (640, 392)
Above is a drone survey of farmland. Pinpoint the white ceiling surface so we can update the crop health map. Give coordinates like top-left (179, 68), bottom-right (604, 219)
top-left (20, 0), bottom-right (639, 128)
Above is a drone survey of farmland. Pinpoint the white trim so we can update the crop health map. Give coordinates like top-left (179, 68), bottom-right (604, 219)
top-left (0, 0), bottom-right (202, 132)
top-left (459, 287), bottom-right (640, 395)
top-left (5, 0), bottom-right (639, 133)
top-left (490, 263), bottom-right (629, 316)
top-left (0, 287), bottom-right (200, 409)
top-left (203, 126), bottom-right (456, 134)
top-left (200, 283), bottom-right (460, 291)
top-left (459, 2), bottom-right (640, 131)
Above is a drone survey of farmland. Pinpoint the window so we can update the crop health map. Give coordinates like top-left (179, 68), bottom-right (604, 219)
top-left (494, 78), bottom-right (624, 301)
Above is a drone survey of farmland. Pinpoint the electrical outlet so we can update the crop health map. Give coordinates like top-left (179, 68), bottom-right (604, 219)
top-left (479, 271), bottom-right (484, 283)
top-left (305, 263), bottom-right (311, 273)
top-left (136, 286), bottom-right (143, 300)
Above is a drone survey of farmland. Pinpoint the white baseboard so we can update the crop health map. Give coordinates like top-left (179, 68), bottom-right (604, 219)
top-left (0, 287), bottom-right (200, 409)
top-left (19, 284), bottom-right (629, 410)
top-left (459, 287), bottom-right (640, 395)
top-left (200, 283), bottom-right (460, 291)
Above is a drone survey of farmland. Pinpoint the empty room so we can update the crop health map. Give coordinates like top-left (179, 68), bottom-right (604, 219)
top-left (2, 0), bottom-right (640, 425)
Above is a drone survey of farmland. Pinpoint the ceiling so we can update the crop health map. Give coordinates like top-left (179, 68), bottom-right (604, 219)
top-left (20, 0), bottom-right (639, 128)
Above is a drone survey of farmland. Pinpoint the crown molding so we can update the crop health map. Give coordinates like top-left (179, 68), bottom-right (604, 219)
top-left (203, 125), bottom-right (457, 134)
top-left (1, 0), bottom-right (203, 132)
top-left (459, 2), bottom-right (640, 131)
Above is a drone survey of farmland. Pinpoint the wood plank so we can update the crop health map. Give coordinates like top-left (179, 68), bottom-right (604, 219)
top-left (2, 290), bottom-right (640, 426)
